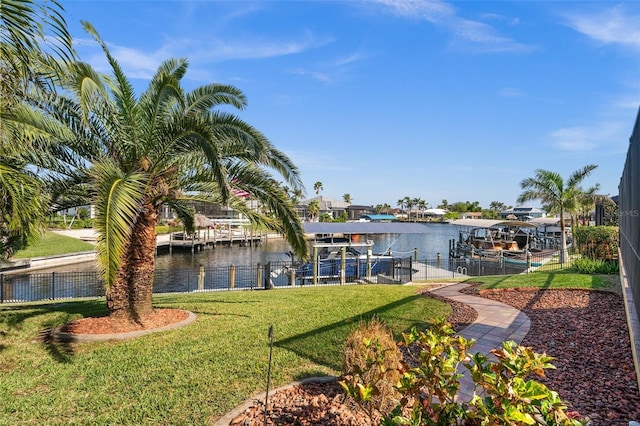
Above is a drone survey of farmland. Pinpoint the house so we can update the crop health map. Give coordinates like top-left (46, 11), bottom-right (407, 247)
top-left (346, 205), bottom-right (375, 221)
top-left (296, 196), bottom-right (349, 221)
top-left (499, 206), bottom-right (545, 221)
top-left (458, 211), bottom-right (483, 220)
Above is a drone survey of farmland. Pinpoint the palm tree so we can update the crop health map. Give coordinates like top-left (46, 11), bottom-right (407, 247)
top-left (417, 199), bottom-right (427, 220)
top-left (574, 184), bottom-right (601, 226)
top-left (307, 199), bottom-right (320, 222)
top-left (489, 201), bottom-right (506, 212)
top-left (7, 22), bottom-right (308, 321)
top-left (518, 165), bottom-right (598, 263)
top-left (0, 0), bottom-right (75, 259)
top-left (314, 181), bottom-right (323, 195)
top-left (343, 193), bottom-right (352, 204)
top-left (404, 197), bottom-right (415, 221)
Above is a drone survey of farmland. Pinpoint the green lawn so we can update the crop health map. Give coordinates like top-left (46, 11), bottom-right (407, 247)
top-left (12, 231), bottom-right (95, 259)
top-left (0, 284), bottom-right (450, 425)
top-left (468, 269), bottom-right (619, 291)
top-left (0, 271), bottom-right (615, 425)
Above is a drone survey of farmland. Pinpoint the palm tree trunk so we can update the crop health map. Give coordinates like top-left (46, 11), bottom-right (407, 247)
top-left (559, 214), bottom-right (569, 264)
top-left (106, 207), bottom-right (158, 321)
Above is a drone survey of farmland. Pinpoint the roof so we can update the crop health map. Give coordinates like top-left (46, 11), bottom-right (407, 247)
top-left (528, 217), bottom-right (567, 226)
top-left (303, 222), bottom-right (433, 234)
top-left (450, 219), bottom-right (536, 228)
top-left (360, 214), bottom-right (396, 221)
top-left (299, 196), bottom-right (349, 210)
top-left (423, 208), bottom-right (447, 216)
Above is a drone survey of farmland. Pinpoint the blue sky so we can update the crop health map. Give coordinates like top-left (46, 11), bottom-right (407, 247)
top-left (62, 1), bottom-right (639, 209)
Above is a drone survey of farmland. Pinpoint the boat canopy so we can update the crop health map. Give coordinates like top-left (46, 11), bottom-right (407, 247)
top-left (527, 217), bottom-right (567, 226)
top-left (450, 219), bottom-right (536, 228)
top-left (303, 222), bottom-right (432, 235)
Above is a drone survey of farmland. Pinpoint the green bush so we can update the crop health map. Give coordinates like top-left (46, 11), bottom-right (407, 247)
top-left (573, 226), bottom-right (618, 260)
top-left (573, 257), bottom-right (619, 274)
top-left (341, 318), bottom-right (584, 425)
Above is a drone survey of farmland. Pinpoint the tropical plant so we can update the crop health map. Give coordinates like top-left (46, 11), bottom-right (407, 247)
top-left (489, 201), bottom-right (507, 212)
top-left (314, 181), bottom-right (323, 195)
top-left (6, 22), bottom-right (308, 321)
top-left (0, 0), bottom-right (75, 260)
top-left (518, 165), bottom-right (598, 264)
top-left (343, 193), bottom-right (352, 204)
top-left (342, 318), bottom-right (584, 425)
top-left (307, 199), bottom-right (320, 222)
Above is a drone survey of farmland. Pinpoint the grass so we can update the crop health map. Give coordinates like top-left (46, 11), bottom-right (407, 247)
top-left (0, 284), bottom-right (451, 425)
top-left (13, 231), bottom-right (95, 259)
top-left (467, 269), bottom-right (619, 292)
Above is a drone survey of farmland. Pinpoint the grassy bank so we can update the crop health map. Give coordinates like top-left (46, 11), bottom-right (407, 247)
top-left (0, 284), bottom-right (449, 425)
top-left (13, 232), bottom-right (95, 259)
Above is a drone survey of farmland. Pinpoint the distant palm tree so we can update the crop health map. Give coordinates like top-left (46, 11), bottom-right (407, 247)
top-left (574, 183), bottom-right (601, 226)
top-left (343, 193), bottom-right (352, 204)
top-left (314, 181), bottom-right (323, 195)
top-left (292, 188), bottom-right (305, 203)
top-left (489, 201), bottom-right (507, 212)
top-left (7, 22), bottom-right (307, 321)
top-left (417, 199), bottom-right (427, 220)
top-left (307, 200), bottom-right (320, 222)
top-left (518, 165), bottom-right (598, 263)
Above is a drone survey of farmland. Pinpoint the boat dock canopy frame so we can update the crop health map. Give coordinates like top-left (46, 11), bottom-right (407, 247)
top-left (303, 222), bottom-right (435, 235)
top-left (450, 219), bottom-right (536, 228)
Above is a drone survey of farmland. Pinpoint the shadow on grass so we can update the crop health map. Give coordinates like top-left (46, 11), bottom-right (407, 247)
top-left (274, 294), bottom-right (435, 372)
top-left (1, 299), bottom-right (107, 363)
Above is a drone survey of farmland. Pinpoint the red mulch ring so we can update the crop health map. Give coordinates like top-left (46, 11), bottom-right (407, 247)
top-left (60, 308), bottom-right (189, 334)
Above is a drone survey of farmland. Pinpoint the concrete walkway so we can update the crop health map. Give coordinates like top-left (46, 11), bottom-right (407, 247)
top-left (429, 282), bottom-right (531, 402)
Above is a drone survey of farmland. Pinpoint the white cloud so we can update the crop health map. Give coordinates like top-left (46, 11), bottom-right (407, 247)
top-left (370, 0), bottom-right (535, 53)
top-left (73, 30), bottom-right (334, 82)
top-left (289, 68), bottom-right (332, 83)
top-left (549, 121), bottom-right (627, 152)
top-left (499, 87), bottom-right (524, 98)
top-left (561, 4), bottom-right (640, 50)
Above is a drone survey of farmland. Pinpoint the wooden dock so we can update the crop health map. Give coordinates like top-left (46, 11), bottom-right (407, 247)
top-left (157, 229), bottom-right (264, 254)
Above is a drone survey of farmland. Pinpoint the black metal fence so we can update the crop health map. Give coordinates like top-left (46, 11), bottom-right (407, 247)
top-left (619, 107), bottom-right (640, 316)
top-left (1, 247), bottom-right (576, 304)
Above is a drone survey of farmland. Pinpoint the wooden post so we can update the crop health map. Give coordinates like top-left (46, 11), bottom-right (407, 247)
top-left (313, 246), bottom-right (318, 285)
top-left (198, 265), bottom-right (205, 291)
top-left (340, 246), bottom-right (346, 285)
top-left (229, 265), bottom-right (236, 289)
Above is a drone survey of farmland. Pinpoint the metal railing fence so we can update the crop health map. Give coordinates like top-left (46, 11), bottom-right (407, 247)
top-left (1, 247), bottom-right (584, 304)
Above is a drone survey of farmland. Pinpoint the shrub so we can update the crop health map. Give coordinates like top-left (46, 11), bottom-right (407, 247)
top-left (340, 317), bottom-right (403, 423)
top-left (342, 317), bottom-right (584, 425)
top-left (573, 226), bottom-right (618, 260)
top-left (573, 257), bottom-right (619, 274)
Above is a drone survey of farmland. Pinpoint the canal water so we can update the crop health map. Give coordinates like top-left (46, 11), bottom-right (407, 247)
top-left (30, 223), bottom-right (460, 273)
top-left (2, 223), bottom-right (461, 302)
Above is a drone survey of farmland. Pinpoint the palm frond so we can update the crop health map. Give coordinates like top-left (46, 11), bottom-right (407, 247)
top-left (184, 83), bottom-right (247, 114)
top-left (92, 162), bottom-right (148, 287)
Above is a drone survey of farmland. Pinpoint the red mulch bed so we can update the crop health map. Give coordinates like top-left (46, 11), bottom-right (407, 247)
top-left (60, 308), bottom-right (189, 334)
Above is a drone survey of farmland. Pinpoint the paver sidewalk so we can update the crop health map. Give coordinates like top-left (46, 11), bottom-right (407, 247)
top-left (429, 283), bottom-right (531, 402)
